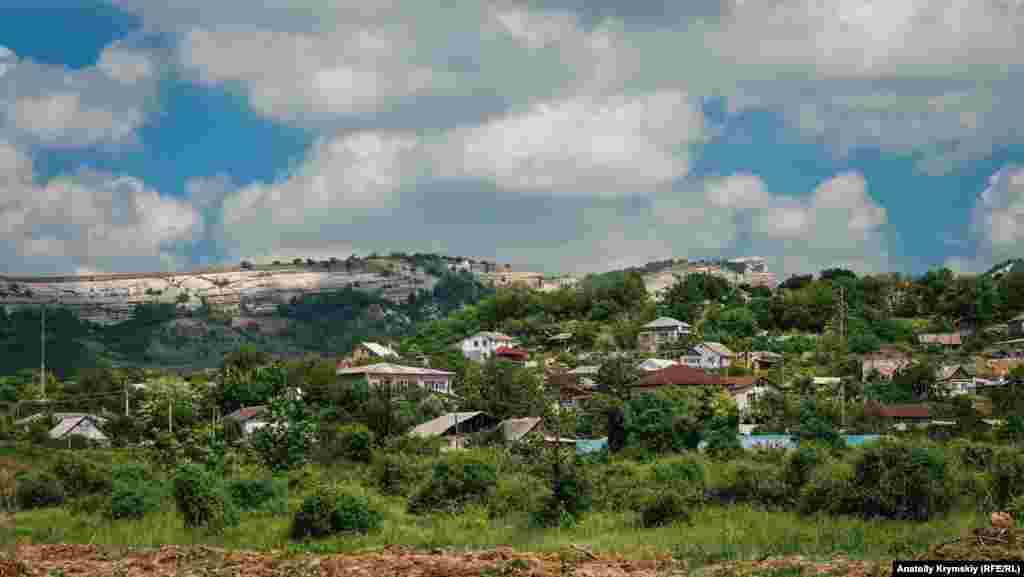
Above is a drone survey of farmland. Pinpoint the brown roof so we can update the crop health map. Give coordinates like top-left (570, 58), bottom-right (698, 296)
top-left (226, 405), bottom-right (268, 422)
top-left (866, 402), bottom-right (930, 419)
top-left (636, 364), bottom-right (720, 387)
top-left (918, 333), bottom-right (963, 346)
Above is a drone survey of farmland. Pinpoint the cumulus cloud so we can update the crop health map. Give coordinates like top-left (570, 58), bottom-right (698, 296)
top-left (436, 91), bottom-right (701, 195)
top-left (972, 166), bottom-right (1024, 263)
top-left (653, 172), bottom-right (890, 277)
top-left (0, 43), bottom-right (158, 148)
top-left (0, 140), bottom-right (199, 272)
top-left (218, 131), bottom-right (422, 258)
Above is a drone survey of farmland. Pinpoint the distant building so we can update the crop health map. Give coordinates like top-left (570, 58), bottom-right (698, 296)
top-left (637, 317), bottom-right (692, 353)
top-left (350, 341), bottom-right (400, 363)
top-left (224, 406), bottom-right (270, 435)
top-left (459, 331), bottom-right (516, 362)
top-left (337, 362), bottom-right (455, 395)
top-left (49, 415), bottom-right (109, 445)
top-left (680, 342), bottom-right (736, 370)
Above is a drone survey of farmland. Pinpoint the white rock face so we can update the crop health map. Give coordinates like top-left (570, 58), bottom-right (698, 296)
top-left (0, 264), bottom-right (437, 325)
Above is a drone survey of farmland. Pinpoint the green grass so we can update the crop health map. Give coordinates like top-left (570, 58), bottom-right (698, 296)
top-left (6, 500), bottom-right (986, 563)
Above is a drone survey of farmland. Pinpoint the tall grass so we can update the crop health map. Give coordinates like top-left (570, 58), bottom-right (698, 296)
top-left (6, 501), bottom-right (986, 562)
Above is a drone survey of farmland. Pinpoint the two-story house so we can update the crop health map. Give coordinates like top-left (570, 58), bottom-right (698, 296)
top-left (680, 342), bottom-right (736, 370)
top-left (458, 331), bottom-right (515, 362)
top-left (336, 362), bottom-right (455, 395)
top-left (636, 317), bottom-right (692, 353)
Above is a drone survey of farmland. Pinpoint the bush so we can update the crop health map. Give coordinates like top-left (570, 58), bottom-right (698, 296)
top-left (371, 453), bottom-right (429, 497)
top-left (408, 451), bottom-right (498, 514)
top-left (488, 473), bottom-right (549, 519)
top-left (15, 472), bottom-right (65, 510)
top-left (171, 463), bottom-right (239, 533)
top-left (785, 446), bottom-right (828, 494)
top-left (989, 447), bottom-right (1024, 509)
top-left (321, 424), bottom-right (375, 464)
top-left (589, 460), bottom-right (652, 512)
top-left (290, 484), bottom-right (382, 539)
top-left (798, 461), bottom-right (859, 516)
top-left (639, 490), bottom-right (694, 528)
top-left (110, 464), bottom-right (165, 520)
top-left (708, 460), bottom-right (789, 509)
top-left (1008, 494), bottom-right (1024, 527)
top-left (50, 452), bottom-right (112, 499)
top-left (852, 441), bottom-right (952, 521)
top-left (228, 478), bottom-right (287, 513)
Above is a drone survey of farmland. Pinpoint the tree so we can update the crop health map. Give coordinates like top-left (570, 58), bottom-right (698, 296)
top-left (820, 268), bottom-right (857, 282)
top-left (596, 356), bottom-right (641, 402)
top-left (779, 275), bottom-right (813, 291)
top-left (251, 394), bottom-right (318, 473)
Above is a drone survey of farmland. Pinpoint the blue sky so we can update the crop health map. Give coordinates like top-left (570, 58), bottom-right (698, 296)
top-left (2, 1), bottom-right (1024, 279)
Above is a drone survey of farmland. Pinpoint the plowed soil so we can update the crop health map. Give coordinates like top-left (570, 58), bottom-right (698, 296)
top-left (0, 544), bottom-right (887, 577)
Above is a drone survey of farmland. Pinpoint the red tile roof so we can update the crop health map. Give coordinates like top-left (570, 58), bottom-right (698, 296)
top-left (636, 364), bottom-right (721, 387)
top-left (866, 402), bottom-right (930, 419)
top-left (495, 347), bottom-right (529, 360)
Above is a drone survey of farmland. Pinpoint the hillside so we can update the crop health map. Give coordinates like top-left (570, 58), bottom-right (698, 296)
top-left (0, 254), bottom-right (494, 376)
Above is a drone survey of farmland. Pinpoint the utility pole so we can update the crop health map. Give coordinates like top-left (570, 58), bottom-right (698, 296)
top-left (40, 303), bottom-right (46, 400)
top-left (836, 285), bottom-right (849, 429)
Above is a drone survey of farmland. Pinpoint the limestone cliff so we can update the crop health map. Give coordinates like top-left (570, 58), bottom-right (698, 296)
top-left (0, 262), bottom-right (438, 325)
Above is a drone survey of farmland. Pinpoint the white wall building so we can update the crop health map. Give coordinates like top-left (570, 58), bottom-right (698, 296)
top-left (680, 342), bottom-right (735, 370)
top-left (459, 331), bottom-right (515, 362)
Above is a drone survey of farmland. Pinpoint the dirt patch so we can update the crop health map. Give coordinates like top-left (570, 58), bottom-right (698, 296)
top-left (0, 544), bottom-right (894, 577)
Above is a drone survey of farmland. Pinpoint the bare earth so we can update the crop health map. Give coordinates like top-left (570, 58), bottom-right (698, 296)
top-left (0, 544), bottom-right (884, 577)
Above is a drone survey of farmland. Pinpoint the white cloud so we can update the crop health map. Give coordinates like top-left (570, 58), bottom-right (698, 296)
top-left (0, 43), bottom-right (158, 148)
top-left (219, 130), bottom-right (421, 257)
top-left (12, 92), bottom-right (143, 146)
top-left (179, 26), bottom-right (436, 123)
top-left (0, 140), bottom-right (199, 271)
top-left (972, 166), bottom-right (1024, 262)
top-left (437, 91), bottom-right (701, 195)
top-left (97, 41), bottom-right (156, 84)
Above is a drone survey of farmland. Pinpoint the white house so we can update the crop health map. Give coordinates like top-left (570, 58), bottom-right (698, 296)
top-left (337, 362), bottom-right (456, 395)
top-left (350, 342), bottom-right (400, 363)
top-left (935, 365), bottom-right (986, 397)
top-left (680, 342), bottom-right (735, 370)
top-left (722, 377), bottom-right (777, 415)
top-left (637, 358), bottom-right (678, 372)
top-left (459, 331), bottom-right (515, 362)
top-left (637, 317), bottom-right (692, 353)
top-left (567, 365), bottom-right (600, 387)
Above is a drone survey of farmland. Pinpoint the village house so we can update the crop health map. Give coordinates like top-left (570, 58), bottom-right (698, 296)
top-left (459, 331), bottom-right (516, 362)
top-left (349, 341), bottom-right (400, 364)
top-left (917, 333), bottom-right (963, 349)
top-left (741, 351), bottom-right (782, 373)
top-left (861, 346), bottom-right (912, 380)
top-left (637, 358), bottom-right (678, 372)
top-left (48, 414), bottom-right (109, 446)
top-left (566, 365), bottom-right (600, 387)
top-left (409, 412), bottom-right (501, 450)
top-left (336, 362), bottom-right (455, 395)
top-left (493, 346), bottom-right (530, 366)
top-left (864, 402), bottom-right (931, 430)
top-left (636, 317), bottom-right (692, 354)
top-left (630, 364), bottom-right (720, 397)
top-left (680, 342), bottom-right (736, 370)
top-left (1009, 313), bottom-right (1024, 339)
top-left (224, 405), bottom-right (270, 435)
top-left (935, 365), bottom-right (984, 397)
top-left (495, 417), bottom-right (577, 446)
top-left (721, 376), bottom-right (777, 415)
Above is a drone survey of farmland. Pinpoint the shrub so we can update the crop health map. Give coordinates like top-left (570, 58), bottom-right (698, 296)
top-left (172, 463), bottom-right (239, 533)
top-left (1008, 494), bottom-right (1024, 527)
top-left (408, 452), bottom-right (498, 514)
top-left (50, 452), bottom-right (112, 499)
top-left (15, 472), bottom-right (65, 510)
top-left (290, 485), bottom-right (382, 539)
top-left (228, 478), bottom-right (287, 513)
top-left (0, 469), bottom-right (14, 511)
top-left (852, 441), bottom-right (952, 521)
top-left (989, 447), bottom-right (1024, 509)
top-left (107, 463), bottom-right (165, 520)
top-left (488, 473), bottom-right (549, 519)
top-left (952, 471), bottom-right (996, 513)
top-left (785, 446), bottom-right (828, 494)
top-left (639, 490), bottom-right (694, 528)
top-left (708, 460), bottom-right (789, 509)
top-left (333, 424), bottom-right (375, 463)
top-left (371, 453), bottom-right (429, 497)
top-left (589, 460), bottom-right (652, 512)
top-left (798, 461), bottom-right (859, 516)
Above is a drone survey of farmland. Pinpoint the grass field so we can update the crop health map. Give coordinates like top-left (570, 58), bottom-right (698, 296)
top-left (4, 500), bottom-right (986, 565)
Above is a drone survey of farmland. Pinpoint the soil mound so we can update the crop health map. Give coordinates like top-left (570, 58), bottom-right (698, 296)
top-left (918, 512), bottom-right (1024, 561)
